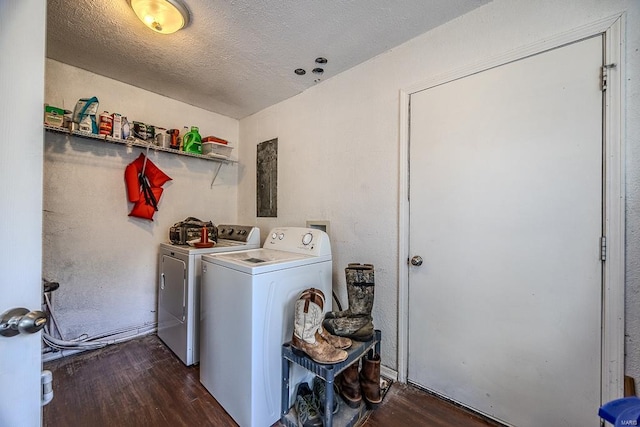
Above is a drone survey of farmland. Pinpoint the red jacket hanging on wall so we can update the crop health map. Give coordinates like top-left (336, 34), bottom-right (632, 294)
top-left (124, 153), bottom-right (172, 220)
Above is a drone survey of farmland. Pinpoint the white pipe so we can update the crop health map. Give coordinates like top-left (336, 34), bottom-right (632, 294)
top-left (42, 327), bottom-right (157, 362)
top-left (41, 370), bottom-right (53, 406)
top-left (43, 292), bottom-right (65, 340)
top-left (41, 293), bottom-right (157, 356)
top-left (80, 322), bottom-right (156, 342)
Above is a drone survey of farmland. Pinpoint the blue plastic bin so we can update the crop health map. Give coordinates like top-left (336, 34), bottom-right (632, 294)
top-left (599, 397), bottom-right (640, 426)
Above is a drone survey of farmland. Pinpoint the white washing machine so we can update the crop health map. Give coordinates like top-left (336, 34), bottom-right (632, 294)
top-left (157, 225), bottom-right (260, 366)
top-left (200, 227), bottom-right (332, 427)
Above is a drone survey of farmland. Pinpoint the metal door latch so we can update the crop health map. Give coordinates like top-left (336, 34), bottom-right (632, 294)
top-left (0, 308), bottom-right (48, 337)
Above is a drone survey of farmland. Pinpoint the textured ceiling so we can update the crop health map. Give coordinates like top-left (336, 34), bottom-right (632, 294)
top-left (46, 0), bottom-right (490, 119)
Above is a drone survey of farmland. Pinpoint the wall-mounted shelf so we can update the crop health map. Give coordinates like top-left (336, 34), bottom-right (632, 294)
top-left (44, 125), bottom-right (237, 164)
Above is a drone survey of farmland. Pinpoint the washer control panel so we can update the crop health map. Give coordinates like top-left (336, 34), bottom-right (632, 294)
top-left (265, 227), bottom-right (330, 256)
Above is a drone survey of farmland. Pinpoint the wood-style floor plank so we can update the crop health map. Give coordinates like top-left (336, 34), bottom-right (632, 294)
top-left (43, 334), bottom-right (499, 427)
top-left (43, 335), bottom-right (236, 427)
top-left (362, 382), bottom-right (499, 427)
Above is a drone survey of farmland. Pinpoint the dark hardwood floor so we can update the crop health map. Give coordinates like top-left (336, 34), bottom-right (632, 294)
top-left (43, 334), bottom-right (499, 427)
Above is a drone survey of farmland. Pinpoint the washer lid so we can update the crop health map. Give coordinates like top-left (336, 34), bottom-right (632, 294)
top-left (202, 248), bottom-right (330, 274)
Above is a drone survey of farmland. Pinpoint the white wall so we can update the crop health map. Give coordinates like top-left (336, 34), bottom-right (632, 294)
top-left (238, 0), bottom-right (640, 377)
top-left (43, 60), bottom-right (239, 341)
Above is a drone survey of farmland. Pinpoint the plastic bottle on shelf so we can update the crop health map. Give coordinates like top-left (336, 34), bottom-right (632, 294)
top-left (179, 126), bottom-right (189, 151)
top-left (121, 117), bottom-right (130, 139)
top-left (182, 126), bottom-right (202, 154)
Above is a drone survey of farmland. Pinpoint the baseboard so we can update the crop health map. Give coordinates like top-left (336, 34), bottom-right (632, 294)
top-left (381, 364), bottom-right (398, 382)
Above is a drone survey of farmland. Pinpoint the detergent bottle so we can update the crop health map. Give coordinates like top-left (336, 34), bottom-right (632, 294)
top-left (179, 126), bottom-right (189, 150)
top-left (182, 126), bottom-right (202, 154)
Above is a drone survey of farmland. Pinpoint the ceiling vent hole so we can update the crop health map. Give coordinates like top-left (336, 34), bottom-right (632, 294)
top-left (294, 68), bottom-right (306, 75)
top-left (312, 68), bottom-right (324, 74)
top-left (315, 57), bottom-right (328, 64)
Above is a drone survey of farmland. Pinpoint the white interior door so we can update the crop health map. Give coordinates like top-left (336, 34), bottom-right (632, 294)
top-left (0, 1), bottom-right (47, 426)
top-left (408, 36), bottom-right (603, 426)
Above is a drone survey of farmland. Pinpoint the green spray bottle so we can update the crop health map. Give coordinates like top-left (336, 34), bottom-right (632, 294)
top-left (183, 126), bottom-right (202, 154)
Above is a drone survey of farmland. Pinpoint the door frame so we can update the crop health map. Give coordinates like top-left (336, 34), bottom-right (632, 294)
top-left (397, 14), bottom-right (626, 404)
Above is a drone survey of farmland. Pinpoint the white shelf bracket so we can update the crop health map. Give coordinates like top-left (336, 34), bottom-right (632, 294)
top-left (210, 162), bottom-right (224, 188)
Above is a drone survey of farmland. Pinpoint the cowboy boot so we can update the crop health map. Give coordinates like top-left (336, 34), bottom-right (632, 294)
top-left (335, 361), bottom-right (362, 408)
top-left (291, 289), bottom-right (348, 364)
top-left (359, 352), bottom-right (382, 409)
top-left (318, 324), bottom-right (352, 350)
top-left (323, 263), bottom-right (375, 341)
top-left (300, 288), bottom-right (352, 350)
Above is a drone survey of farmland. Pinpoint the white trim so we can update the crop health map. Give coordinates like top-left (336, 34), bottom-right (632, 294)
top-left (403, 13), bottom-right (622, 96)
top-left (397, 90), bottom-right (410, 383)
top-left (380, 364), bottom-right (399, 382)
top-left (397, 14), bottom-right (626, 406)
top-left (601, 15), bottom-right (626, 403)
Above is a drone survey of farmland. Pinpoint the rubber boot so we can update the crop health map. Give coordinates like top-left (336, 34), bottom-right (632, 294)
top-left (323, 263), bottom-right (375, 341)
top-left (291, 289), bottom-right (348, 364)
top-left (359, 352), bottom-right (382, 409)
top-left (335, 361), bottom-right (362, 408)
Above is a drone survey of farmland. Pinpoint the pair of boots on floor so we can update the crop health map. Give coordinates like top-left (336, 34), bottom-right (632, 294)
top-left (291, 263), bottom-right (376, 364)
top-left (336, 350), bottom-right (382, 410)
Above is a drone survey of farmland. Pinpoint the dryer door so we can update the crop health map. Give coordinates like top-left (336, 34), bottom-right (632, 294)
top-left (157, 251), bottom-right (191, 366)
top-left (160, 255), bottom-right (187, 323)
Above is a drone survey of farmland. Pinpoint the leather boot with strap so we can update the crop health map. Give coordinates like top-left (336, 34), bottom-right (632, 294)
top-left (291, 288), bottom-right (348, 364)
top-left (300, 288), bottom-right (352, 349)
top-left (335, 361), bottom-right (362, 408)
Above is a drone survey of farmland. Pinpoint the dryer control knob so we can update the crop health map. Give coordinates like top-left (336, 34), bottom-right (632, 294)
top-left (302, 232), bottom-right (313, 246)
top-left (271, 232), bottom-right (278, 240)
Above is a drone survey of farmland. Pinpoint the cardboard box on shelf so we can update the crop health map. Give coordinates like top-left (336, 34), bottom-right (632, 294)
top-left (44, 105), bottom-right (65, 127)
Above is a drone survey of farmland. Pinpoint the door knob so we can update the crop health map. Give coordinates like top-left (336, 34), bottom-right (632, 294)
top-left (0, 308), bottom-right (48, 337)
top-left (410, 255), bottom-right (423, 266)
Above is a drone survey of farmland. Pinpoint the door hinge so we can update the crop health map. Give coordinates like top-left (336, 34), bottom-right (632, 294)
top-left (601, 63), bottom-right (616, 91)
top-left (600, 236), bottom-right (607, 261)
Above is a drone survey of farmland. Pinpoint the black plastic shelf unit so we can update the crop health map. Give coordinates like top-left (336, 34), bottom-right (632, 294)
top-left (281, 330), bottom-right (381, 427)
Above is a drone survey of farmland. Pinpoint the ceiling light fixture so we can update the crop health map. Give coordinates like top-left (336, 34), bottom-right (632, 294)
top-left (128, 0), bottom-right (190, 34)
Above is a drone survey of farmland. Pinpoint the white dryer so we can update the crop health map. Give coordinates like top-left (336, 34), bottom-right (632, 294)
top-left (200, 227), bottom-right (332, 427)
top-left (157, 225), bottom-right (260, 366)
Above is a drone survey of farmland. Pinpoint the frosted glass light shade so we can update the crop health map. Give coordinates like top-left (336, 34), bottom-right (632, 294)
top-left (129, 0), bottom-right (190, 34)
